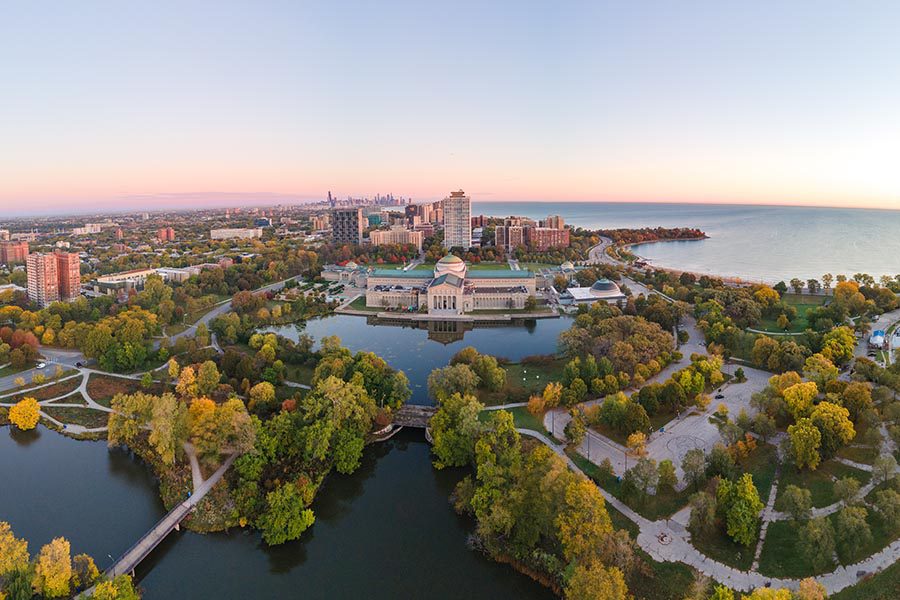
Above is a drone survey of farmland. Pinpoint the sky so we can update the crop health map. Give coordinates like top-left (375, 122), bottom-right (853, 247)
top-left (1, 1), bottom-right (900, 216)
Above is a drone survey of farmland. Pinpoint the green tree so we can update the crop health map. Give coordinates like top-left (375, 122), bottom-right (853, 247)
top-left (658, 459), bottom-right (677, 490)
top-left (429, 392), bottom-right (484, 469)
top-left (248, 381), bottom-right (276, 411)
top-left (787, 418), bottom-right (822, 470)
top-left (196, 360), bottom-right (221, 396)
top-left (874, 489), bottom-right (900, 533)
top-left (565, 409), bottom-right (587, 447)
top-left (258, 483), bottom-right (316, 545)
top-left (798, 517), bottom-right (835, 571)
top-left (682, 448), bottom-right (707, 490)
top-left (556, 478), bottom-right (614, 563)
top-left (834, 476), bottom-right (861, 505)
top-left (803, 353), bottom-right (838, 391)
top-left (835, 505), bottom-right (871, 557)
top-left (777, 485), bottom-right (812, 521)
top-left (716, 473), bottom-right (763, 547)
top-left (689, 491), bottom-right (717, 535)
top-left (840, 381), bottom-right (873, 421)
top-left (427, 363), bottom-right (480, 400)
top-left (873, 454), bottom-right (898, 484)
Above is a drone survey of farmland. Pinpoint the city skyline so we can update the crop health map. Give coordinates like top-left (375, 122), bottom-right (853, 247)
top-left (2, 2), bottom-right (900, 214)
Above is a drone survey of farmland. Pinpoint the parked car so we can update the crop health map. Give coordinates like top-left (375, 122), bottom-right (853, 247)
top-left (36, 362), bottom-right (46, 369)
top-left (715, 394), bottom-right (725, 400)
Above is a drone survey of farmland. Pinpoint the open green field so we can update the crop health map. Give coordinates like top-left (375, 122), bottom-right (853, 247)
top-left (756, 293), bottom-right (828, 333)
top-left (474, 358), bottom-right (566, 405)
top-left (346, 295), bottom-right (382, 312)
top-left (283, 363), bottom-right (316, 385)
top-left (519, 263), bottom-right (558, 271)
top-left (777, 460), bottom-right (871, 508)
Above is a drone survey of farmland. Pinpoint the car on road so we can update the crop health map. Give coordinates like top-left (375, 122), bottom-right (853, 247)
top-left (36, 362), bottom-right (46, 369)
top-left (715, 394), bottom-right (725, 400)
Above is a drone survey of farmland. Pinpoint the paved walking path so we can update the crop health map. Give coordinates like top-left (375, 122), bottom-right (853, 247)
top-left (752, 468), bottom-right (780, 570)
top-left (515, 423), bottom-right (900, 595)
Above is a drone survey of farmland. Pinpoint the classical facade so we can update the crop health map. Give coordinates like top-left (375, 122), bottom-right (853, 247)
top-left (366, 255), bottom-right (535, 315)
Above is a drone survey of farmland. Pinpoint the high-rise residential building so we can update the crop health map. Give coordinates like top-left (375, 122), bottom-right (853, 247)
top-left (26, 253), bottom-right (59, 307)
top-left (332, 208), bottom-right (364, 245)
top-left (55, 251), bottom-right (81, 300)
top-left (541, 215), bottom-right (565, 229)
top-left (369, 226), bottom-right (425, 251)
top-left (431, 200), bottom-right (444, 224)
top-left (0, 229), bottom-right (10, 241)
top-left (310, 214), bottom-right (331, 231)
top-left (157, 227), bottom-right (175, 242)
top-left (525, 227), bottom-right (570, 251)
top-left (0, 241), bottom-right (29, 264)
top-left (441, 190), bottom-right (471, 250)
top-left (495, 225), bottom-right (526, 251)
top-left (115, 228), bottom-right (124, 240)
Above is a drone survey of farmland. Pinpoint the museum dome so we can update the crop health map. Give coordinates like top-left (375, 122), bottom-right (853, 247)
top-left (434, 254), bottom-right (467, 277)
top-left (590, 279), bottom-right (621, 297)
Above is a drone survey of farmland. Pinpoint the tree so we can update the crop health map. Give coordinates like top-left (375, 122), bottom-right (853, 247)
top-left (777, 313), bottom-right (790, 330)
top-left (0, 521), bottom-right (29, 575)
top-left (258, 483), bottom-right (316, 545)
top-left (796, 578), bottom-right (827, 600)
top-left (85, 575), bottom-right (141, 600)
top-left (778, 485), bottom-right (812, 521)
top-left (716, 473), bottom-right (763, 546)
top-left (708, 586), bottom-right (735, 600)
top-left (787, 418), bottom-right (822, 470)
top-left (874, 489), bottom-right (900, 533)
top-left (565, 409), bottom-right (587, 447)
top-left (140, 371), bottom-right (153, 389)
top-left (148, 392), bottom-right (188, 465)
top-left (542, 381), bottom-right (563, 408)
top-left (873, 454), bottom-right (898, 484)
top-left (556, 478), bottom-right (614, 563)
top-left (688, 491), bottom-right (717, 534)
top-left (798, 517), bottom-right (835, 572)
top-left (835, 505), bottom-right (872, 557)
top-left (248, 381), bottom-right (276, 411)
top-left (790, 278), bottom-right (805, 294)
top-left (658, 459), bottom-right (677, 490)
top-left (175, 365), bottom-right (198, 398)
top-left (629, 457), bottom-right (658, 498)
top-left (682, 448), bottom-right (707, 490)
top-left (427, 363), bottom-right (480, 400)
top-left (8, 397), bottom-right (40, 430)
top-left (564, 562), bottom-right (629, 600)
top-left (783, 382), bottom-right (818, 420)
top-left (626, 431), bottom-right (647, 456)
top-left (196, 360), bottom-right (221, 396)
top-left (810, 401), bottom-right (855, 457)
top-left (33, 537), bottom-right (72, 598)
top-left (429, 392), bottom-right (484, 469)
top-left (167, 357), bottom-right (180, 381)
top-left (835, 476), bottom-right (862, 506)
top-left (72, 553), bottom-right (100, 589)
top-left (803, 353), bottom-right (838, 391)
top-left (840, 382), bottom-right (873, 421)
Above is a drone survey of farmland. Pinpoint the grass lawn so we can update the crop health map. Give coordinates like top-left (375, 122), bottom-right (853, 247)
top-left (778, 460), bottom-right (872, 508)
top-left (692, 529), bottom-right (756, 571)
top-left (627, 549), bottom-right (696, 600)
top-left (0, 362), bottom-right (34, 378)
top-left (568, 450), bottom-right (691, 520)
top-left (87, 374), bottom-right (170, 408)
top-left (836, 445), bottom-right (880, 465)
top-left (7, 375), bottom-right (82, 402)
top-left (43, 405), bottom-right (109, 429)
top-left (413, 262), bottom-right (510, 271)
top-left (757, 519), bottom-right (835, 577)
top-left (519, 263), bottom-right (558, 271)
top-left (474, 358), bottom-right (566, 406)
top-left (47, 392), bottom-right (88, 406)
top-left (347, 295), bottom-right (382, 312)
top-left (831, 558), bottom-right (900, 600)
top-left (756, 293), bottom-right (828, 333)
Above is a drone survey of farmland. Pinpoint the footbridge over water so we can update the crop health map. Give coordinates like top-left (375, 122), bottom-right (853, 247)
top-left (80, 454), bottom-right (237, 597)
top-left (394, 405), bottom-right (436, 428)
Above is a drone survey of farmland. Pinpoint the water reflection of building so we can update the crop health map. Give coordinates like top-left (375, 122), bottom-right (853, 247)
top-left (365, 315), bottom-right (537, 344)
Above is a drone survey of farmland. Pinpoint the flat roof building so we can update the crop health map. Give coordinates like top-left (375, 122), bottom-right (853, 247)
top-left (332, 208), bottom-right (364, 245)
top-left (442, 190), bottom-right (471, 250)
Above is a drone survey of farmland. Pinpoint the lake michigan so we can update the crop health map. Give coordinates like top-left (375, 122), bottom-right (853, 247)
top-left (474, 201), bottom-right (900, 283)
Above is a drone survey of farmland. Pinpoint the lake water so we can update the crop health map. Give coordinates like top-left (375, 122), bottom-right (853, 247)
top-left (475, 201), bottom-right (900, 283)
top-left (0, 426), bottom-right (553, 600)
top-left (266, 313), bottom-right (571, 405)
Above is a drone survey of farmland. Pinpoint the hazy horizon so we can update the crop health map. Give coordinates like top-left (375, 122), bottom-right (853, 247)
top-left (2, 2), bottom-right (899, 214)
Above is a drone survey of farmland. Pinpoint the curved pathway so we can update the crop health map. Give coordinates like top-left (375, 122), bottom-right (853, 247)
top-left (518, 424), bottom-right (900, 595)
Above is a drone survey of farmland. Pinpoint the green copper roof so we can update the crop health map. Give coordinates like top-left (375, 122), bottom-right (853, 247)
top-left (467, 270), bottom-right (534, 279)
top-left (370, 269), bottom-right (431, 279)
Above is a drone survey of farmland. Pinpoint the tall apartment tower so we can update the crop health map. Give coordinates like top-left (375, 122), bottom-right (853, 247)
top-left (331, 208), bottom-right (364, 245)
top-left (26, 253), bottom-right (59, 307)
top-left (55, 251), bottom-right (81, 300)
top-left (0, 240), bottom-right (29, 264)
top-left (441, 190), bottom-right (472, 250)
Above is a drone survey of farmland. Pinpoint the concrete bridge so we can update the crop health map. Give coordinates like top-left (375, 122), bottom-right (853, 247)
top-left (80, 454), bottom-right (236, 596)
top-left (394, 404), bottom-right (436, 428)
